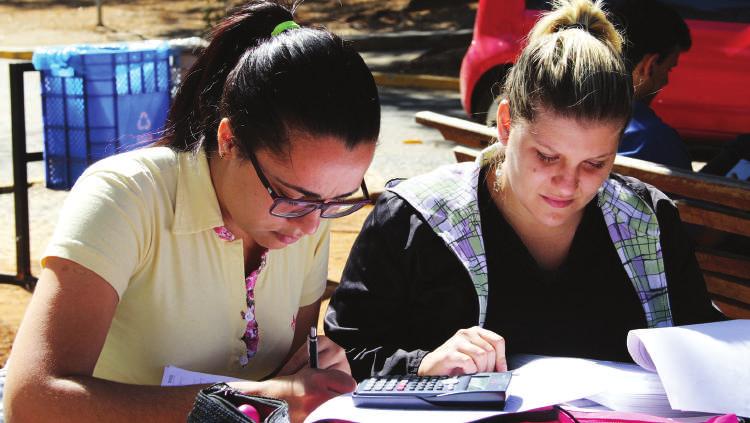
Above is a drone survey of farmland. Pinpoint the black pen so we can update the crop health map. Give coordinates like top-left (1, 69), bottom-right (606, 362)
top-left (308, 326), bottom-right (318, 369)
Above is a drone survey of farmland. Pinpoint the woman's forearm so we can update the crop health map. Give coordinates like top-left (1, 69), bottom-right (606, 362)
top-left (4, 374), bottom-right (266, 423)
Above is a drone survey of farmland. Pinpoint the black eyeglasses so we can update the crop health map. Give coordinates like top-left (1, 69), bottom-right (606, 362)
top-left (248, 152), bottom-right (372, 219)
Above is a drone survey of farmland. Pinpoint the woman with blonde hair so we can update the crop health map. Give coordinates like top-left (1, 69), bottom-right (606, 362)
top-left (326, 0), bottom-right (724, 380)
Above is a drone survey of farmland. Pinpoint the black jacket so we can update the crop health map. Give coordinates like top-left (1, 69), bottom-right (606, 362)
top-left (325, 172), bottom-right (724, 381)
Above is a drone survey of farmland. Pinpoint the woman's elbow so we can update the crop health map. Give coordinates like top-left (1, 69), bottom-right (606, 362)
top-left (3, 369), bottom-right (54, 423)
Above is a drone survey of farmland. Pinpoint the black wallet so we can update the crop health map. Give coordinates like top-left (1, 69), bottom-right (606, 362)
top-left (187, 383), bottom-right (290, 423)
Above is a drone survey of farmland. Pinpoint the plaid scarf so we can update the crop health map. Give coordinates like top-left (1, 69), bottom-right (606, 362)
top-left (390, 144), bottom-right (673, 328)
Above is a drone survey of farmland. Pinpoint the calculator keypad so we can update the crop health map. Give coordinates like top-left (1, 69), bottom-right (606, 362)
top-left (358, 376), bottom-right (458, 393)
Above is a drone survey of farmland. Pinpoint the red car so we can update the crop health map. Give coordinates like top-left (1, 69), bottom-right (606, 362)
top-left (460, 0), bottom-right (750, 143)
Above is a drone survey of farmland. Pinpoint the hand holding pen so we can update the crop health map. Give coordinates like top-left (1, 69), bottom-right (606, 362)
top-left (246, 326), bottom-right (354, 423)
top-left (275, 329), bottom-right (351, 376)
top-left (308, 326), bottom-right (319, 369)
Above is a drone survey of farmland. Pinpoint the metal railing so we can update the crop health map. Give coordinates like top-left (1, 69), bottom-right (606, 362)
top-left (1, 61), bottom-right (41, 291)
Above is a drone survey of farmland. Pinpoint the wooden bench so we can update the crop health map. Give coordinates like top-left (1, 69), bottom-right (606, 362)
top-left (416, 111), bottom-right (750, 319)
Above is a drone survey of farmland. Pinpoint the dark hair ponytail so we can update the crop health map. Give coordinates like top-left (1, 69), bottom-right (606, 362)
top-left (159, 0), bottom-right (380, 158)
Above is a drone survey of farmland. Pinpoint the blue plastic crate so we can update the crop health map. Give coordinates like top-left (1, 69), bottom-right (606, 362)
top-left (33, 41), bottom-right (172, 190)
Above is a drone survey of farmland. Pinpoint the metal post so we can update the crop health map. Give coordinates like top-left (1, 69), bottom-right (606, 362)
top-left (0, 62), bottom-right (39, 290)
top-left (96, 0), bottom-right (103, 27)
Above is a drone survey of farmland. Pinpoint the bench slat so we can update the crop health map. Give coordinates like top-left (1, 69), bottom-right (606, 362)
top-left (453, 145), bottom-right (482, 163)
top-left (712, 298), bottom-right (750, 319)
top-left (416, 111), bottom-right (495, 148)
top-left (696, 251), bottom-right (750, 280)
top-left (677, 201), bottom-right (750, 237)
top-left (612, 156), bottom-right (750, 211)
top-left (704, 273), bottom-right (750, 309)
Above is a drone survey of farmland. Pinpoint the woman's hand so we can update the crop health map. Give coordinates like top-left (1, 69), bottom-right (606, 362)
top-left (232, 367), bottom-right (356, 423)
top-left (276, 335), bottom-right (351, 376)
top-left (418, 326), bottom-right (507, 376)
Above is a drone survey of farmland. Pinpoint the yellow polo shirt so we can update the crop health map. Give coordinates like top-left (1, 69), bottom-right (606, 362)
top-left (43, 147), bottom-right (329, 384)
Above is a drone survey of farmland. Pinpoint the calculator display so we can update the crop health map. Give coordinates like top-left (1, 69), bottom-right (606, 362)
top-left (467, 376), bottom-right (490, 391)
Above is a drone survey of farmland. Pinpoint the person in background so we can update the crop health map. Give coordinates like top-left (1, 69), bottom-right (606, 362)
top-left (4, 1), bottom-right (380, 421)
top-left (325, 0), bottom-right (724, 381)
top-left (611, 0), bottom-right (693, 169)
top-left (612, 0), bottom-right (750, 177)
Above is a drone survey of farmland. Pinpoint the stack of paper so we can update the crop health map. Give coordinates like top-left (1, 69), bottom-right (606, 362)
top-left (587, 361), bottom-right (712, 419)
top-left (626, 319), bottom-right (750, 417)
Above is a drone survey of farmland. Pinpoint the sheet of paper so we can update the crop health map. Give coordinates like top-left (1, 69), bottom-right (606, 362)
top-left (161, 365), bottom-right (245, 386)
top-left (587, 360), bottom-right (713, 419)
top-left (626, 319), bottom-right (750, 416)
top-left (305, 356), bottom-right (610, 423)
top-left (506, 356), bottom-right (610, 411)
top-left (305, 394), bottom-right (505, 423)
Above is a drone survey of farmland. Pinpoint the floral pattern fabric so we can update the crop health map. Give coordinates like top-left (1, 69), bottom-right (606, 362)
top-left (213, 226), bottom-right (268, 366)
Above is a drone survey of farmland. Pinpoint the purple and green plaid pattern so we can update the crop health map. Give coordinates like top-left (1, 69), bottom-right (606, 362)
top-left (391, 144), bottom-right (673, 329)
top-left (597, 179), bottom-right (673, 328)
top-left (390, 162), bottom-right (490, 326)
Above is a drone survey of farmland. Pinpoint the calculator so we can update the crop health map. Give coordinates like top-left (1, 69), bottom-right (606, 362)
top-left (352, 372), bottom-right (512, 409)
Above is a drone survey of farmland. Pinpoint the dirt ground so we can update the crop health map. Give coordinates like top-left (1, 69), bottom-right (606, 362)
top-left (0, 0), bottom-right (476, 365)
top-left (0, 0), bottom-right (476, 74)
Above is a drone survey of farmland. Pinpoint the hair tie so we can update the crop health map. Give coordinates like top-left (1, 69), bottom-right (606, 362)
top-left (561, 22), bottom-right (589, 32)
top-left (271, 20), bottom-right (301, 36)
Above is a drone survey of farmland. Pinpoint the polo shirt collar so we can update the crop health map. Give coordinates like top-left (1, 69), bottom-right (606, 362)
top-left (172, 150), bottom-right (225, 235)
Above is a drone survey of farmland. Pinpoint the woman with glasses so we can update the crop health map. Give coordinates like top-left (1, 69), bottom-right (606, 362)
top-left (326, 0), bottom-right (724, 381)
top-left (4, 1), bottom-right (378, 421)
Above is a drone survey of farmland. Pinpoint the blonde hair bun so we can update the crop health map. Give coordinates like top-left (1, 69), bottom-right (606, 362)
top-left (530, 0), bottom-right (622, 53)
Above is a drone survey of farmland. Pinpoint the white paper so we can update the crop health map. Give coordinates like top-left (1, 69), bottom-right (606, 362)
top-left (587, 360), bottom-right (713, 419)
top-left (305, 356), bottom-right (611, 423)
top-left (305, 394), bottom-right (505, 423)
top-left (626, 319), bottom-right (750, 416)
top-left (161, 365), bottom-right (245, 386)
top-left (505, 356), bottom-right (610, 411)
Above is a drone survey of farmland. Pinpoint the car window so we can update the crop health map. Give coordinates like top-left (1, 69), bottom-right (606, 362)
top-left (526, 0), bottom-right (750, 23)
